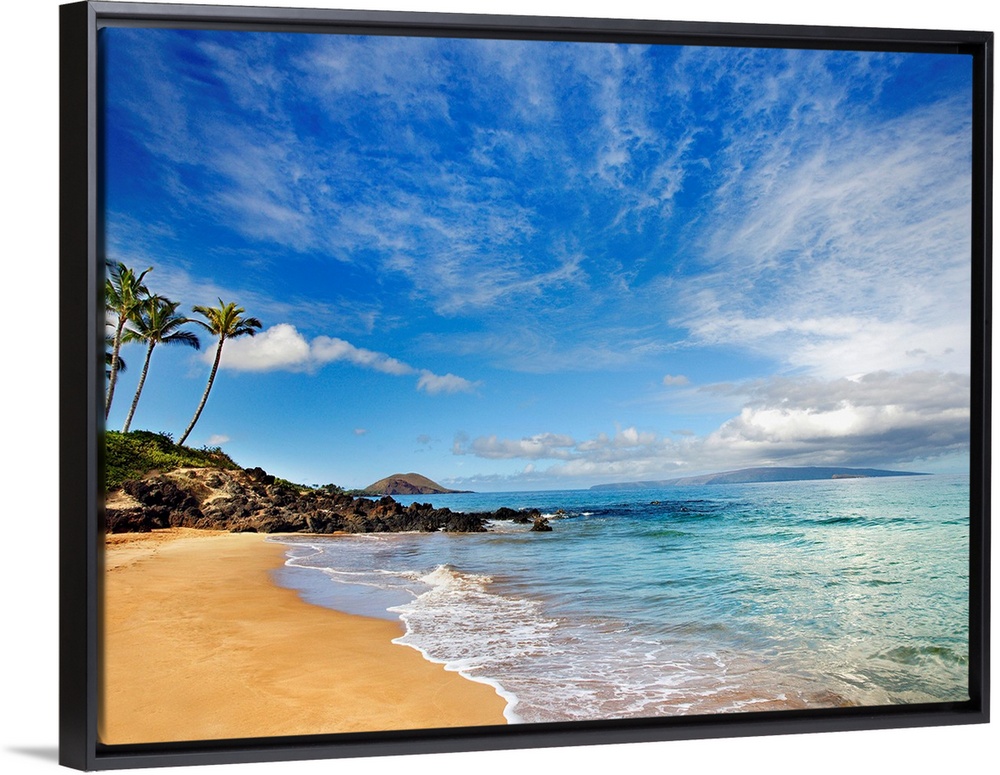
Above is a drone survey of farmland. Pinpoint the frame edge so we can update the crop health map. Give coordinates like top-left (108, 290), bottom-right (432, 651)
top-left (61, 2), bottom-right (994, 770)
top-left (60, 1), bottom-right (100, 771)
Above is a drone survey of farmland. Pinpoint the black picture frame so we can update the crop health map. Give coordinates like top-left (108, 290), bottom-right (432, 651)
top-left (59, 1), bottom-right (992, 770)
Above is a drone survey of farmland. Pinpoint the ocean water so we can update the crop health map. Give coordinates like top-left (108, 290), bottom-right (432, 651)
top-left (270, 474), bottom-right (970, 724)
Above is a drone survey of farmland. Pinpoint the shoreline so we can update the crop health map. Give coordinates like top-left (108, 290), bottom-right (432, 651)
top-left (268, 534), bottom-right (526, 724)
top-left (100, 529), bottom-right (508, 745)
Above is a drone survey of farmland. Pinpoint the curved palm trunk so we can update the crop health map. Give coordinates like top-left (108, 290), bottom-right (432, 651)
top-left (122, 342), bottom-right (156, 433)
top-left (179, 336), bottom-right (225, 447)
top-left (105, 317), bottom-right (127, 419)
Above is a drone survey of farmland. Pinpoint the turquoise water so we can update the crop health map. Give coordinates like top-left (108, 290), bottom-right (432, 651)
top-left (272, 474), bottom-right (970, 723)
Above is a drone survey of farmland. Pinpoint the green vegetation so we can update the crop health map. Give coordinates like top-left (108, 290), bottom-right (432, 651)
top-left (104, 430), bottom-right (240, 489)
top-left (274, 476), bottom-right (314, 492)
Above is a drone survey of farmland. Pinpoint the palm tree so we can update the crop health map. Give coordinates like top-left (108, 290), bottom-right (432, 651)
top-left (120, 296), bottom-right (201, 433)
top-left (106, 331), bottom-right (126, 379)
top-left (178, 299), bottom-right (262, 447)
top-left (105, 261), bottom-right (152, 418)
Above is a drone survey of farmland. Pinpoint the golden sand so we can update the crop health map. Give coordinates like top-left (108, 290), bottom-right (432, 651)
top-left (99, 529), bottom-right (507, 745)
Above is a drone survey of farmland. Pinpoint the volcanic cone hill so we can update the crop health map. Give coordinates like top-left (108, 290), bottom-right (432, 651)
top-left (362, 472), bottom-right (472, 495)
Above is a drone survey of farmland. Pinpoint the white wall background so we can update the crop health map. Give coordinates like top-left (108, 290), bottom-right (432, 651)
top-left (2, 2), bottom-right (993, 773)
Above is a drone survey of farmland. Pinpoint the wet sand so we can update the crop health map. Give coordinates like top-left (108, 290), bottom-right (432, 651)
top-left (100, 529), bottom-right (507, 744)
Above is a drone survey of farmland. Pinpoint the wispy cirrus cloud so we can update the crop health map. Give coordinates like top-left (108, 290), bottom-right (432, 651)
top-left (665, 69), bottom-right (971, 380)
top-left (102, 30), bottom-right (974, 488)
top-left (108, 33), bottom-right (971, 381)
top-left (104, 260), bottom-right (392, 339)
top-left (107, 31), bottom-right (701, 327)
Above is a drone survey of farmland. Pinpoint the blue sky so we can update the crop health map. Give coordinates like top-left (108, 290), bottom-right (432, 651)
top-left (100, 28), bottom-right (973, 491)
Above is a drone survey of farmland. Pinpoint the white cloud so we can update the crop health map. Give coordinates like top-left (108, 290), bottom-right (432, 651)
top-left (213, 323), bottom-right (477, 396)
top-left (453, 370), bottom-right (969, 484)
top-left (662, 374), bottom-right (690, 386)
top-left (457, 432), bottom-right (578, 460)
top-left (673, 93), bottom-right (971, 381)
top-left (216, 323), bottom-right (310, 371)
top-left (416, 370), bottom-right (480, 395)
top-left (311, 336), bottom-right (415, 376)
top-left (700, 370), bottom-right (970, 463)
top-left (206, 434), bottom-right (230, 446)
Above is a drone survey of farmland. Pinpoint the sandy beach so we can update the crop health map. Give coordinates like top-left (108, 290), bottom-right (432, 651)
top-left (100, 529), bottom-right (508, 745)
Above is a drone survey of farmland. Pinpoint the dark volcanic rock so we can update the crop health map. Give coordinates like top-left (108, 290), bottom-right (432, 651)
top-left (105, 467), bottom-right (551, 536)
top-left (245, 466), bottom-right (276, 485)
top-left (105, 506), bottom-right (164, 533)
top-left (122, 478), bottom-right (202, 515)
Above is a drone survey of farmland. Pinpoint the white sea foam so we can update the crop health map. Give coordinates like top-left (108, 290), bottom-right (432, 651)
top-left (383, 564), bottom-right (762, 723)
top-left (482, 520), bottom-right (533, 533)
top-left (389, 564), bottom-right (560, 723)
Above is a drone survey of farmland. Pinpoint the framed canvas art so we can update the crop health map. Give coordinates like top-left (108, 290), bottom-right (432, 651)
top-left (59, 1), bottom-right (991, 770)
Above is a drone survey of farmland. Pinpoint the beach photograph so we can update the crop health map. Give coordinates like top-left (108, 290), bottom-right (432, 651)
top-left (95, 8), bottom-right (978, 746)
top-left (2, 2), bottom-right (994, 775)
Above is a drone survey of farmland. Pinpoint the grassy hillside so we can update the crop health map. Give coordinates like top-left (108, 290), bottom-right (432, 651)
top-left (104, 430), bottom-right (241, 489)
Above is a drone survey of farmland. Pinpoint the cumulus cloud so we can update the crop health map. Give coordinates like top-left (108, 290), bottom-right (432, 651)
top-left (216, 323), bottom-right (477, 394)
top-left (662, 374), bottom-right (690, 386)
top-left (312, 336), bottom-right (415, 376)
top-left (704, 370), bottom-right (969, 414)
top-left (215, 323), bottom-right (310, 371)
top-left (699, 370), bottom-right (969, 465)
top-left (416, 370), bottom-right (481, 395)
top-left (452, 370), bottom-right (969, 484)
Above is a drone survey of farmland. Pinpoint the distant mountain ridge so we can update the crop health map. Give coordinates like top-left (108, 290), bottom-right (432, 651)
top-left (590, 466), bottom-right (928, 490)
top-left (362, 472), bottom-right (471, 495)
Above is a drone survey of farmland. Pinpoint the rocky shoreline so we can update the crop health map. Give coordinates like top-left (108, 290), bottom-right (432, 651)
top-left (105, 466), bottom-right (552, 534)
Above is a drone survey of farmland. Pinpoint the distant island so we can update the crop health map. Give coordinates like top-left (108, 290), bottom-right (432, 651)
top-left (362, 472), bottom-right (472, 496)
top-left (590, 466), bottom-right (928, 490)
